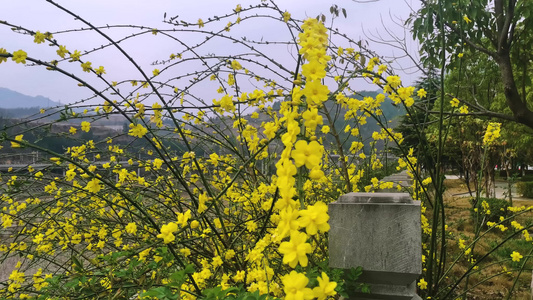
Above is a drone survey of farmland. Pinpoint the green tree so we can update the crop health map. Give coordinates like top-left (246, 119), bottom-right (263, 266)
top-left (411, 0), bottom-right (533, 129)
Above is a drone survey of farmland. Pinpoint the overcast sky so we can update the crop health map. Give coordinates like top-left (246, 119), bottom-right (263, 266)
top-left (0, 0), bottom-right (421, 106)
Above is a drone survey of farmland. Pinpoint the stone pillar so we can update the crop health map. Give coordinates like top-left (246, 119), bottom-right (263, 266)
top-left (329, 192), bottom-right (422, 300)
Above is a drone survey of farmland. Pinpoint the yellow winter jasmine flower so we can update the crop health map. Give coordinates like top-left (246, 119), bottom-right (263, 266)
top-left (152, 69), bottom-right (160, 76)
top-left (302, 61), bottom-right (326, 81)
top-left (422, 177), bottom-right (432, 185)
top-left (511, 251), bottom-right (523, 262)
top-left (56, 45), bottom-right (68, 58)
top-left (128, 123), bottom-right (148, 138)
top-left (157, 222), bottom-right (178, 244)
top-left (212, 256), bottom-right (223, 268)
top-left (313, 272), bottom-right (337, 300)
top-left (459, 105), bottom-right (469, 114)
top-left (291, 140), bottom-right (323, 169)
top-left (217, 94), bottom-right (235, 112)
top-left (279, 231), bottom-right (312, 268)
top-left (0, 48), bottom-right (8, 64)
top-left (81, 121), bottom-right (91, 132)
top-left (9, 269), bottom-right (25, 284)
top-left (125, 223), bottom-right (137, 235)
top-left (450, 97), bottom-right (460, 108)
top-left (138, 248), bottom-right (151, 261)
top-left (418, 278), bottom-right (428, 289)
top-left (283, 11), bottom-right (291, 23)
top-left (404, 97), bottom-right (415, 107)
top-left (483, 122), bottom-right (501, 145)
top-left (70, 50), bottom-right (81, 61)
top-left (275, 206), bottom-right (300, 240)
top-left (81, 61), bottom-right (92, 72)
top-left (302, 108), bottom-right (323, 131)
top-left (32, 234), bottom-right (44, 244)
top-left (225, 250), bottom-right (236, 260)
top-left (176, 210), bottom-right (191, 227)
top-left (69, 127), bottom-right (77, 134)
top-left (85, 178), bottom-right (102, 193)
top-left (233, 270), bottom-right (245, 282)
top-left (231, 60), bottom-right (242, 70)
top-left (302, 80), bottom-right (329, 106)
top-left (298, 201), bottom-right (330, 235)
top-left (12, 50), bottom-right (28, 64)
top-left (386, 75), bottom-right (401, 89)
top-left (95, 66), bottom-right (106, 75)
top-left (282, 271), bottom-right (313, 300)
top-left (463, 15), bottom-right (472, 24)
top-left (34, 31), bottom-right (46, 44)
top-left (417, 88), bottom-right (427, 98)
top-left (198, 18), bottom-right (204, 28)
top-left (458, 53), bottom-right (464, 58)
top-left (11, 135), bottom-right (24, 148)
top-left (198, 193), bottom-right (208, 213)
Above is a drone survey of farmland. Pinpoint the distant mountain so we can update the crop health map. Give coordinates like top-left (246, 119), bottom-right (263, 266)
top-left (0, 87), bottom-right (62, 109)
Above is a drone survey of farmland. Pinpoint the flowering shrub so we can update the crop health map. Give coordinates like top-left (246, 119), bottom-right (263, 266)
top-left (1, 1), bottom-right (532, 299)
top-left (0, 2), bottom-right (416, 299)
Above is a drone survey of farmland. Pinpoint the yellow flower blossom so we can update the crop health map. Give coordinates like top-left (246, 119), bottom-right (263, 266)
top-left (129, 123), bottom-right (148, 138)
top-left (81, 121), bottom-right (91, 132)
top-left (81, 61), bottom-right (92, 72)
top-left (283, 11), bottom-right (291, 23)
top-left (418, 278), bottom-right (428, 290)
top-left (125, 223), bottom-right (137, 235)
top-left (157, 222), bottom-right (178, 244)
top-left (70, 50), bottom-right (81, 61)
top-left (302, 80), bottom-right (329, 106)
top-left (291, 140), bottom-right (323, 169)
top-left (11, 135), bottom-right (24, 148)
top-left (12, 50), bottom-right (28, 64)
top-left (302, 108), bottom-right (323, 132)
top-left (302, 60), bottom-right (326, 81)
top-left (313, 272), bottom-right (337, 300)
top-left (85, 178), bottom-right (102, 193)
top-left (0, 48), bottom-right (8, 64)
top-left (298, 201), bottom-right (330, 235)
top-left (511, 251), bottom-right (523, 262)
top-left (34, 31), bottom-right (46, 44)
top-left (231, 60), bottom-right (242, 70)
top-left (56, 45), bottom-right (68, 58)
top-left (483, 122), bottom-right (501, 145)
top-left (282, 271), bottom-right (313, 300)
top-left (279, 231), bottom-right (312, 268)
top-left (417, 88), bottom-right (427, 98)
top-left (95, 66), bottom-right (106, 75)
top-left (450, 97), bottom-right (460, 108)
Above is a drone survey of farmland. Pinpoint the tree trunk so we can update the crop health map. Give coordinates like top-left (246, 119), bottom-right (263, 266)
top-left (494, 53), bottom-right (533, 129)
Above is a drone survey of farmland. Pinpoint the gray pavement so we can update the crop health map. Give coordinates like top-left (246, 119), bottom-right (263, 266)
top-left (446, 175), bottom-right (532, 201)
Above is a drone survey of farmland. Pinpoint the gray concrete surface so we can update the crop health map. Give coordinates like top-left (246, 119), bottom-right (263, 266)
top-left (329, 192), bottom-right (422, 300)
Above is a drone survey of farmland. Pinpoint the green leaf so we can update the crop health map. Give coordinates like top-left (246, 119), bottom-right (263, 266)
top-left (141, 286), bottom-right (178, 300)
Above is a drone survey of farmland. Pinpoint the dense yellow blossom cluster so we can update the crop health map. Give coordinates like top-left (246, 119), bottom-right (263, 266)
top-left (1, 3), bottom-right (529, 299)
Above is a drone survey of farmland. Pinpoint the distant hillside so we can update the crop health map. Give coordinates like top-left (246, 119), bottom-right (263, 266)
top-left (0, 87), bottom-right (62, 109)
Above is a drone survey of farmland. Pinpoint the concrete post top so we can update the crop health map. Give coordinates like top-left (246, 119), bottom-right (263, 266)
top-left (337, 192), bottom-right (413, 204)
